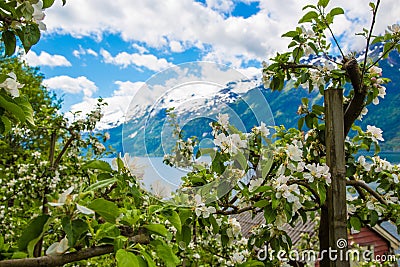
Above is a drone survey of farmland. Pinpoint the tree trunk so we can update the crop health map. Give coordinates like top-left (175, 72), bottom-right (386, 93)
top-left (320, 88), bottom-right (349, 267)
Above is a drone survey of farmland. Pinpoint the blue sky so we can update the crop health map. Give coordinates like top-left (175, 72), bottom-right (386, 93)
top-left (22, 0), bottom-right (400, 124)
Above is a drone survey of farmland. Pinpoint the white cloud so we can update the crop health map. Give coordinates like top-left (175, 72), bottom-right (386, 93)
top-left (205, 0), bottom-right (234, 13)
top-left (68, 80), bottom-right (145, 129)
top-left (44, 75), bottom-right (98, 98)
top-left (100, 49), bottom-right (174, 71)
top-left (169, 41), bottom-right (184, 53)
top-left (23, 51), bottom-right (71, 67)
top-left (132, 44), bottom-right (149, 54)
top-left (73, 46), bottom-right (98, 58)
top-left (113, 81), bottom-right (145, 97)
top-left (44, 0), bottom-right (400, 67)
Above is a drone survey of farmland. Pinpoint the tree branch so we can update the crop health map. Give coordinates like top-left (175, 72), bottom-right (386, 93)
top-left (346, 180), bottom-right (388, 206)
top-left (216, 205), bottom-right (255, 215)
top-left (368, 41), bottom-right (400, 68)
top-left (0, 245), bottom-right (114, 267)
top-left (281, 63), bottom-right (320, 70)
top-left (288, 180), bottom-right (321, 204)
top-left (343, 58), bottom-right (368, 136)
top-left (361, 0), bottom-right (380, 80)
top-left (53, 134), bottom-right (76, 169)
top-left (326, 24), bottom-right (345, 59)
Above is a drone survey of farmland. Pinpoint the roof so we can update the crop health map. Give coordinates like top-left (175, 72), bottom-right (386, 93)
top-left (233, 211), bottom-right (317, 245)
top-left (234, 211), bottom-right (400, 250)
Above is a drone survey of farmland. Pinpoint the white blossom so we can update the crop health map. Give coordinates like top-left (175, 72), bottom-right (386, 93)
top-left (366, 201), bottom-right (375, 210)
top-left (275, 213), bottom-right (287, 230)
top-left (76, 204), bottom-right (95, 215)
top-left (194, 195), bottom-right (216, 218)
top-left (369, 66), bottom-right (382, 76)
top-left (254, 122), bottom-right (270, 137)
top-left (216, 113), bottom-right (229, 130)
top-left (214, 133), bottom-right (247, 154)
top-left (392, 174), bottom-right (399, 184)
top-left (286, 143), bottom-right (303, 162)
top-left (373, 85), bottom-right (386, 105)
top-left (388, 23), bottom-right (400, 34)
top-left (151, 180), bottom-right (171, 199)
top-left (227, 218), bottom-right (241, 238)
top-left (231, 252), bottom-right (245, 264)
top-left (347, 204), bottom-right (357, 215)
top-left (32, 0), bottom-right (47, 31)
top-left (366, 125), bottom-right (384, 142)
top-left (112, 153), bottom-right (145, 179)
top-left (358, 156), bottom-right (372, 172)
top-left (0, 72), bottom-right (23, 97)
top-left (49, 186), bottom-right (74, 207)
top-left (46, 237), bottom-right (69, 256)
top-left (358, 107), bottom-right (368, 121)
top-left (214, 133), bottom-right (229, 151)
top-left (276, 183), bottom-right (300, 203)
top-left (230, 134), bottom-right (247, 154)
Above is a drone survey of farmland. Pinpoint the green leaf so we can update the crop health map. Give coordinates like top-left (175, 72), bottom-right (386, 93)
top-left (156, 243), bottom-right (180, 267)
top-left (281, 30), bottom-right (298, 38)
top-left (371, 36), bottom-right (383, 45)
top-left (163, 210), bottom-right (181, 233)
top-left (116, 157), bottom-right (125, 171)
top-left (233, 151), bottom-right (247, 170)
top-left (62, 218), bottom-right (88, 247)
top-left (211, 152), bottom-right (226, 175)
top-left (305, 114), bottom-right (314, 129)
top-left (27, 235), bottom-right (43, 257)
top-left (83, 160), bottom-right (113, 172)
top-left (95, 223), bottom-right (120, 241)
top-left (369, 210), bottom-right (379, 227)
top-left (14, 97), bottom-right (35, 126)
top-left (383, 42), bottom-right (393, 59)
top-left (11, 252), bottom-right (27, 259)
top-left (2, 31), bottom-right (16, 56)
top-left (254, 199), bottom-right (269, 208)
top-left (317, 183), bottom-right (327, 205)
top-left (0, 235), bottom-right (3, 251)
top-left (312, 105), bottom-right (325, 115)
top-left (261, 158), bottom-right (273, 178)
top-left (18, 215), bottom-right (50, 251)
top-left (21, 24), bottom-right (40, 52)
top-left (178, 208), bottom-right (192, 225)
top-left (293, 47), bottom-right (304, 62)
top-left (264, 206), bottom-right (277, 224)
top-left (318, 0), bottom-right (330, 8)
top-left (84, 178), bottom-right (117, 192)
top-left (0, 118), bottom-right (4, 134)
top-left (143, 224), bottom-right (168, 237)
top-left (299, 11), bottom-right (318, 23)
top-left (0, 95), bottom-right (26, 123)
top-left (329, 7), bottom-right (344, 17)
top-left (298, 117), bottom-right (305, 130)
top-left (177, 225), bottom-right (192, 246)
top-left (116, 249), bottom-right (139, 267)
top-left (350, 216), bottom-right (362, 231)
top-left (141, 250), bottom-right (156, 267)
top-left (42, 0), bottom-right (55, 8)
top-left (88, 198), bottom-right (119, 223)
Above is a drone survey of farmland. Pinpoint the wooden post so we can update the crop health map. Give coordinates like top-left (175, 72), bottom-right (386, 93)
top-left (322, 88), bottom-right (349, 267)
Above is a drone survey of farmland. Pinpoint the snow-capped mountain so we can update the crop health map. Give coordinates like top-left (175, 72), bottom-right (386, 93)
top-left (99, 49), bottom-right (400, 156)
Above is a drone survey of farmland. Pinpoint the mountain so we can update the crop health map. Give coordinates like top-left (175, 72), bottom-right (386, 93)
top-left (102, 50), bottom-right (400, 156)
